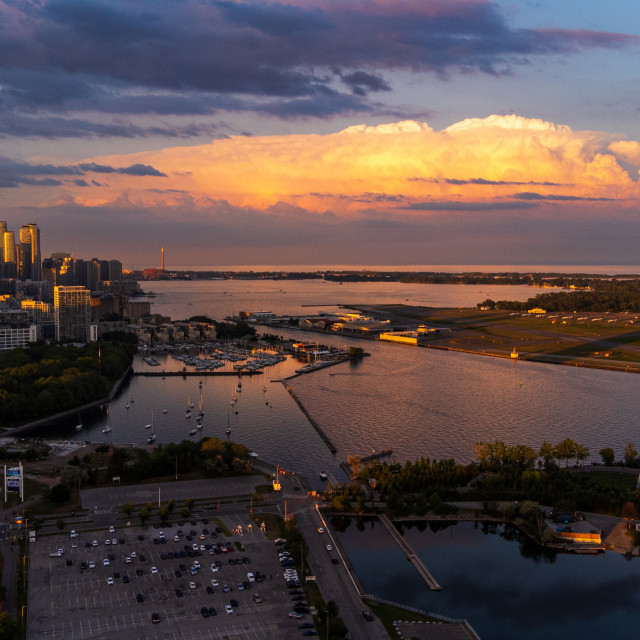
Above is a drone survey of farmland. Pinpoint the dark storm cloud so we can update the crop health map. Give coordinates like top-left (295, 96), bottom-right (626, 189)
top-left (444, 178), bottom-right (562, 186)
top-left (78, 163), bottom-right (166, 177)
top-left (0, 0), bottom-right (636, 137)
top-left (404, 200), bottom-right (537, 211)
top-left (0, 157), bottom-right (165, 188)
top-left (511, 192), bottom-right (615, 201)
top-left (341, 72), bottom-right (392, 97)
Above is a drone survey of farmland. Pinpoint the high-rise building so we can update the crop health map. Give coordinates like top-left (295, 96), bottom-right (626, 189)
top-left (107, 260), bottom-right (122, 281)
top-left (19, 225), bottom-right (32, 280)
top-left (2, 232), bottom-right (17, 278)
top-left (0, 222), bottom-right (6, 262)
top-left (54, 286), bottom-right (91, 342)
top-left (25, 223), bottom-right (41, 280)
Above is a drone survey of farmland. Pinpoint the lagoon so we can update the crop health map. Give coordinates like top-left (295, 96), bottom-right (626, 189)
top-left (335, 518), bottom-right (640, 640)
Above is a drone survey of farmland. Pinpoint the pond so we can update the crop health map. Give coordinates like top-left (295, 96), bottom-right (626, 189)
top-left (333, 517), bottom-right (640, 639)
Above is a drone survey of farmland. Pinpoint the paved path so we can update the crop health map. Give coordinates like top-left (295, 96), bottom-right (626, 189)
top-left (80, 476), bottom-right (263, 510)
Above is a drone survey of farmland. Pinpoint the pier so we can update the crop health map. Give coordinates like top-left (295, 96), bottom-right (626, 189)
top-left (134, 370), bottom-right (263, 377)
top-left (379, 513), bottom-right (442, 591)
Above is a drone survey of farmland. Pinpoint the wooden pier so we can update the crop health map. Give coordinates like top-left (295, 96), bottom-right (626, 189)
top-left (379, 513), bottom-right (442, 591)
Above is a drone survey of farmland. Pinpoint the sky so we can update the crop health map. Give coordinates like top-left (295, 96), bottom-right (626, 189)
top-left (3, 0), bottom-right (640, 268)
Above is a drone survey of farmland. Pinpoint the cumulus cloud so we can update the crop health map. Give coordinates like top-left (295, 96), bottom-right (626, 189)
top-left (60, 114), bottom-right (640, 215)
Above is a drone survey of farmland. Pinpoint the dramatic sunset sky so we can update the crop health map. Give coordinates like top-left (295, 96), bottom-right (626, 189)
top-left (3, 0), bottom-right (640, 267)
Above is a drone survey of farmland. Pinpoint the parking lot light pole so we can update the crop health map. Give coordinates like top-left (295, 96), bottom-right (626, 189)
top-left (21, 605), bottom-right (26, 639)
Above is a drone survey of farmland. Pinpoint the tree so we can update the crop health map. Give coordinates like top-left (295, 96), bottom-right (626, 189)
top-left (158, 507), bottom-right (169, 523)
top-left (621, 501), bottom-right (638, 528)
top-left (574, 443), bottom-right (590, 466)
top-left (167, 499), bottom-right (175, 513)
top-left (122, 501), bottom-right (134, 516)
top-left (0, 612), bottom-right (19, 640)
top-left (347, 455), bottom-right (361, 480)
top-left (51, 483), bottom-right (71, 503)
top-left (56, 518), bottom-right (66, 530)
top-left (624, 442), bottom-right (638, 467)
top-left (186, 497), bottom-right (195, 511)
top-left (539, 441), bottom-right (555, 468)
top-left (138, 509), bottom-right (149, 525)
top-left (554, 438), bottom-right (576, 467)
top-left (180, 507), bottom-right (190, 519)
top-left (599, 447), bottom-right (615, 466)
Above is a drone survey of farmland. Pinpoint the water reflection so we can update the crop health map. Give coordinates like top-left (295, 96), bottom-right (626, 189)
top-left (336, 517), bottom-right (640, 639)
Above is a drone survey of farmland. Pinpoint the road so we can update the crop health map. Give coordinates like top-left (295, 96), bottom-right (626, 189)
top-left (292, 503), bottom-right (390, 640)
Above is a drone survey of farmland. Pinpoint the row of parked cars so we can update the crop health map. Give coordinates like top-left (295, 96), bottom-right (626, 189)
top-left (274, 538), bottom-right (318, 637)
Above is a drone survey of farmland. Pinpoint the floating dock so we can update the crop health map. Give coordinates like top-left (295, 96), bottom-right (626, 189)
top-left (379, 513), bottom-right (441, 591)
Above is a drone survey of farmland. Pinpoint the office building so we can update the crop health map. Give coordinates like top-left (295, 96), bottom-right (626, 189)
top-left (54, 286), bottom-right (91, 342)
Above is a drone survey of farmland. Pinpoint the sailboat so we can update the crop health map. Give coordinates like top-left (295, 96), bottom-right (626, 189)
top-left (75, 414), bottom-right (82, 431)
top-left (198, 391), bottom-right (204, 418)
top-left (102, 409), bottom-right (112, 433)
top-left (226, 412), bottom-right (231, 436)
top-left (147, 414), bottom-right (156, 444)
top-left (145, 411), bottom-right (154, 429)
top-left (145, 411), bottom-right (156, 444)
top-left (237, 375), bottom-right (242, 391)
top-left (186, 396), bottom-right (192, 418)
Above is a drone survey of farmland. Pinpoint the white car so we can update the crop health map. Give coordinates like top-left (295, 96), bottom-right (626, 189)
top-left (103, 559), bottom-right (109, 566)
top-left (131, 551), bottom-right (137, 558)
top-left (193, 561), bottom-right (201, 569)
top-left (107, 577), bottom-right (114, 585)
top-left (225, 605), bottom-right (233, 615)
top-left (211, 579), bottom-right (219, 587)
top-left (88, 561), bottom-right (95, 569)
top-left (92, 540), bottom-right (98, 547)
top-left (246, 572), bottom-right (255, 582)
top-left (151, 566), bottom-right (158, 574)
top-left (105, 539), bottom-right (111, 545)
top-left (70, 530), bottom-right (78, 538)
top-left (189, 581), bottom-right (196, 590)
top-left (211, 564), bottom-right (219, 573)
top-left (109, 526), bottom-right (115, 533)
top-left (325, 544), bottom-right (332, 551)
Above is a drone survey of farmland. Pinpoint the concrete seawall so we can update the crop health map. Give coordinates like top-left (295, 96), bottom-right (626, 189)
top-left (281, 382), bottom-right (338, 454)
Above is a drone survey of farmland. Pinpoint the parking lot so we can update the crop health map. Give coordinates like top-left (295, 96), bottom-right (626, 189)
top-left (28, 514), bottom-right (317, 639)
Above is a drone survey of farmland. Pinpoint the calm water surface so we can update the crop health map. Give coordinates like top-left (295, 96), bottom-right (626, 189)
top-left (33, 279), bottom-right (640, 468)
top-left (336, 518), bottom-right (640, 640)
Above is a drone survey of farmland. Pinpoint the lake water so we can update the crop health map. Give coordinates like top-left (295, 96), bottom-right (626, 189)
top-left (33, 278), bottom-right (640, 472)
top-left (138, 278), bottom-right (537, 322)
top-left (28, 276), bottom-right (640, 637)
top-left (336, 518), bottom-right (640, 640)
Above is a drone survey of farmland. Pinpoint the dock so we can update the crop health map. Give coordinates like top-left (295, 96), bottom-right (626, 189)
top-left (134, 370), bottom-right (263, 377)
top-left (379, 513), bottom-right (441, 591)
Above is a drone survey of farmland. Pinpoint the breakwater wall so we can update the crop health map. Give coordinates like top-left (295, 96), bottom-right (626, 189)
top-left (281, 382), bottom-right (337, 454)
top-left (135, 370), bottom-right (262, 377)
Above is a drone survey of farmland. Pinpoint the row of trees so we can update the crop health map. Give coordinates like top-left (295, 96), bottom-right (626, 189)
top-left (0, 339), bottom-right (135, 424)
top-left (485, 278), bottom-right (640, 313)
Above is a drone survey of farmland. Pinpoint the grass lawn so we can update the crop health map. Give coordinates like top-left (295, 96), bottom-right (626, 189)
top-left (368, 599), bottom-right (450, 635)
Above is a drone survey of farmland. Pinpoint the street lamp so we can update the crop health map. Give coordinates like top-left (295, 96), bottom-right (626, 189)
top-left (21, 605), bottom-right (26, 638)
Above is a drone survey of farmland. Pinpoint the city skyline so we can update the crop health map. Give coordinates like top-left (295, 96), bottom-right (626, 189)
top-left (2, 1), bottom-right (640, 266)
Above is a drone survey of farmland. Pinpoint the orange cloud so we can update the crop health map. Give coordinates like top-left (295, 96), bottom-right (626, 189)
top-left (66, 114), bottom-right (640, 215)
